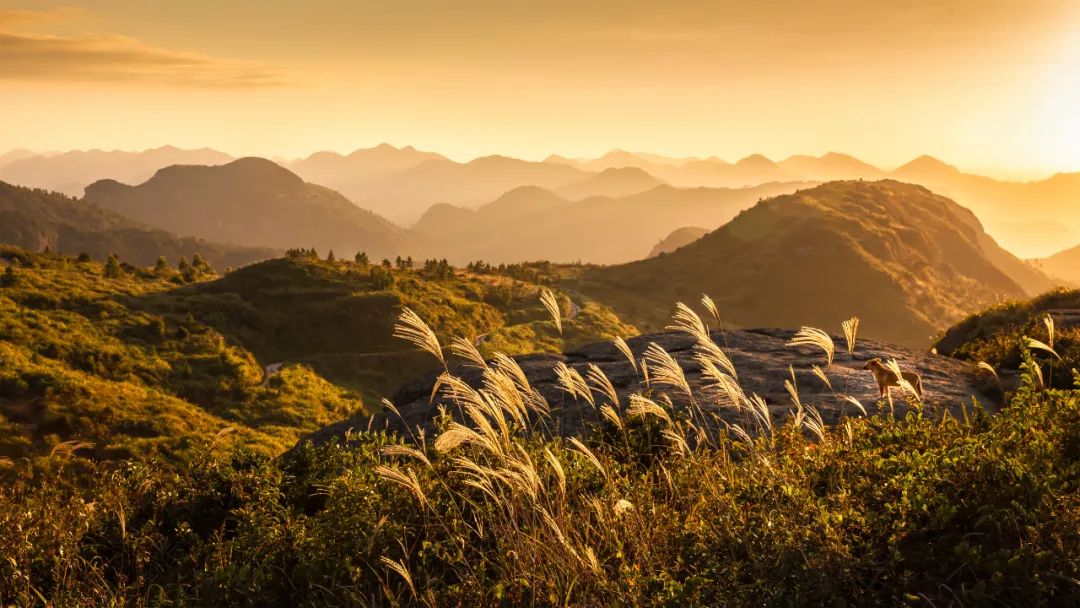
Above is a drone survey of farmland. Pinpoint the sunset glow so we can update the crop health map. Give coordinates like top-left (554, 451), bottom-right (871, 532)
top-left (2, 0), bottom-right (1080, 176)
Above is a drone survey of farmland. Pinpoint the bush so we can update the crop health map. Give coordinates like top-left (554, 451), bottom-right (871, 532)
top-left (3, 317), bottom-right (1079, 606)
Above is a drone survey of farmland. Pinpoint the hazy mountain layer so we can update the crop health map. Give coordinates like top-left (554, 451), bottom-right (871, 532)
top-left (0, 146), bottom-right (234, 196)
top-left (648, 226), bottom-right (709, 257)
top-left (1036, 244), bottom-right (1080, 285)
top-left (412, 182), bottom-right (809, 265)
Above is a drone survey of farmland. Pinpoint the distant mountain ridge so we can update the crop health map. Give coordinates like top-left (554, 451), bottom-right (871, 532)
top-left (578, 180), bottom-right (1059, 347)
top-left (4, 144), bottom-right (1078, 257)
top-left (1036, 244), bottom-right (1080, 286)
top-left (649, 227), bottom-right (709, 257)
top-left (0, 146), bottom-right (235, 196)
top-left (83, 157), bottom-right (406, 259)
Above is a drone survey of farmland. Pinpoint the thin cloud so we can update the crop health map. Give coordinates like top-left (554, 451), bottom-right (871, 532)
top-left (0, 29), bottom-right (287, 88)
top-left (0, 6), bottom-right (90, 28)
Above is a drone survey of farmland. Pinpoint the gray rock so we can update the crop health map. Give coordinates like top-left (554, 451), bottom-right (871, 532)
top-left (297, 328), bottom-right (999, 449)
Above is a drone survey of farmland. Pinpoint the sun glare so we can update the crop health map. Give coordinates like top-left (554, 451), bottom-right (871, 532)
top-left (1034, 34), bottom-right (1080, 170)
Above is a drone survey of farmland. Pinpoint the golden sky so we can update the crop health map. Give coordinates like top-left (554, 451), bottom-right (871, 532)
top-left (2, 1), bottom-right (1079, 174)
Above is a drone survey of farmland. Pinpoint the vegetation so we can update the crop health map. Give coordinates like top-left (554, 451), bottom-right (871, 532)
top-left (0, 180), bottom-right (273, 268)
top-left (935, 288), bottom-right (1080, 389)
top-left (0, 246), bottom-right (633, 467)
top-left (1, 300), bottom-right (1078, 606)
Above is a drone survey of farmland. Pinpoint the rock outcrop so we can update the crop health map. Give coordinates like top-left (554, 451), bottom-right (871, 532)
top-left (299, 327), bottom-right (999, 448)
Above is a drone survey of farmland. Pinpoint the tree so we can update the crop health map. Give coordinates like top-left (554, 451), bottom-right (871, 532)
top-left (104, 254), bottom-right (123, 278)
top-left (192, 253), bottom-right (212, 273)
top-left (154, 256), bottom-right (170, 275)
top-left (404, 256), bottom-right (414, 270)
top-left (382, 259), bottom-right (392, 268)
top-left (370, 266), bottom-right (395, 289)
top-left (178, 256), bottom-right (191, 272)
top-left (327, 249), bottom-right (336, 262)
top-left (355, 251), bottom-right (369, 265)
top-left (77, 253), bottom-right (92, 263)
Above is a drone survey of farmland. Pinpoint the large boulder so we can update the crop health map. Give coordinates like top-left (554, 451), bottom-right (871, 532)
top-left (297, 327), bottom-right (999, 449)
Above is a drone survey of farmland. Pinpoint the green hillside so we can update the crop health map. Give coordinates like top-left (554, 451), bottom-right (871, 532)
top-left (0, 246), bottom-right (633, 466)
top-left (0, 180), bottom-right (273, 268)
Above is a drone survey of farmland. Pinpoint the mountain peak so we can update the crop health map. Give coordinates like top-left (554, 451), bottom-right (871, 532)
top-left (896, 155), bottom-right (959, 175)
top-left (736, 154), bottom-right (776, 168)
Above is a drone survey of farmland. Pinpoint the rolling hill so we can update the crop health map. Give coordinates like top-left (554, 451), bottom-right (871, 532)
top-left (1035, 244), bottom-right (1080, 285)
top-left (577, 180), bottom-right (1058, 346)
top-left (287, 143), bottom-right (447, 207)
top-left (648, 226), bottom-right (709, 257)
top-left (83, 157), bottom-right (406, 259)
top-left (358, 155), bottom-right (592, 223)
top-left (556, 166), bottom-right (665, 200)
top-left (412, 181), bottom-right (809, 265)
top-left (0, 145), bottom-right (234, 196)
top-left (0, 180), bottom-right (272, 268)
top-left (778, 152), bottom-right (887, 181)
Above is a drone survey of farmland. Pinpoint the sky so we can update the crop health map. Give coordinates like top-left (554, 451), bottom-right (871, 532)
top-left (2, 1), bottom-right (1079, 175)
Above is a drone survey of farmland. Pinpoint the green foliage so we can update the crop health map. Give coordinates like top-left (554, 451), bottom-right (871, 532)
top-left (935, 288), bottom-right (1080, 389)
top-left (103, 254), bottom-right (123, 278)
top-left (1, 265), bottom-right (16, 287)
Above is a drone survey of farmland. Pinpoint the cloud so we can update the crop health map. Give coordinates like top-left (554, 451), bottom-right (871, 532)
top-left (0, 6), bottom-right (89, 28)
top-left (0, 28), bottom-right (286, 88)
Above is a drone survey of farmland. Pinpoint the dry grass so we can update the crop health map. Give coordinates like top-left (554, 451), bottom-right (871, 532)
top-left (842, 316), bottom-right (860, 355)
top-left (787, 326), bottom-right (835, 366)
top-left (540, 287), bottom-right (562, 336)
top-left (394, 307), bottom-right (446, 366)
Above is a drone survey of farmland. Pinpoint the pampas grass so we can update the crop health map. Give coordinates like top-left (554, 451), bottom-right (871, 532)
top-left (540, 288), bottom-right (562, 336)
top-left (842, 317), bottom-right (859, 355)
top-left (612, 336), bottom-right (638, 372)
top-left (787, 327), bottom-right (835, 366)
top-left (395, 307), bottom-right (445, 366)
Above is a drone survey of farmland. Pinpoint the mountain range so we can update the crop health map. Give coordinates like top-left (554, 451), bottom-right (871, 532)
top-left (0, 146), bottom-right (234, 197)
top-left (411, 181), bottom-right (809, 264)
top-left (4, 145), bottom-right (1080, 258)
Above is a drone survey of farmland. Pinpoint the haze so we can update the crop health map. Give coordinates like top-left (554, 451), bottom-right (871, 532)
top-left (3, 0), bottom-right (1080, 177)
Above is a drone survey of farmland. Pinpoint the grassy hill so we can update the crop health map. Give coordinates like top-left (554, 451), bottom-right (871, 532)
top-left (0, 180), bottom-right (274, 268)
top-left (83, 157), bottom-right (406, 259)
top-left (577, 180), bottom-right (1057, 346)
top-left (0, 246), bottom-right (633, 466)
